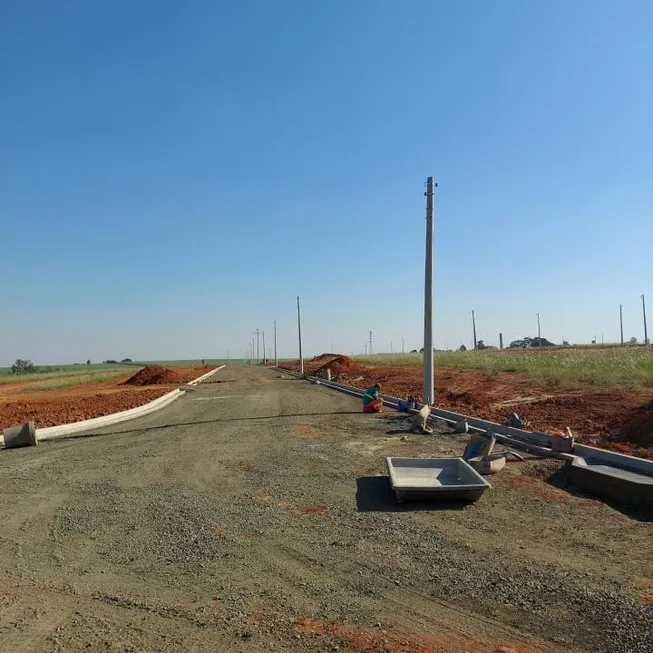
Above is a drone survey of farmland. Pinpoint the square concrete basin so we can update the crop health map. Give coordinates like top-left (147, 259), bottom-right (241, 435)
top-left (386, 457), bottom-right (491, 503)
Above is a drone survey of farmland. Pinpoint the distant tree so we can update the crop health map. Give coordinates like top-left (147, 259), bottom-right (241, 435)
top-left (409, 349), bottom-right (418, 354)
top-left (87, 359), bottom-right (91, 365)
top-left (562, 340), bottom-right (570, 346)
top-left (105, 359), bottom-right (118, 364)
top-left (476, 340), bottom-right (487, 350)
top-left (629, 337), bottom-right (637, 344)
top-left (121, 358), bottom-right (133, 363)
top-left (11, 359), bottom-right (37, 374)
top-left (459, 344), bottom-right (467, 351)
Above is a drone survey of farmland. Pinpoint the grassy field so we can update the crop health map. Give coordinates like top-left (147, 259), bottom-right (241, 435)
top-left (136, 359), bottom-right (245, 367)
top-left (0, 359), bottom-right (244, 387)
top-left (353, 347), bottom-right (653, 388)
top-left (23, 371), bottom-right (131, 392)
top-left (0, 363), bottom-right (132, 385)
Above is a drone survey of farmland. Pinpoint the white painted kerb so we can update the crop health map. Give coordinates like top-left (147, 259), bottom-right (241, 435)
top-left (1, 365), bottom-right (226, 447)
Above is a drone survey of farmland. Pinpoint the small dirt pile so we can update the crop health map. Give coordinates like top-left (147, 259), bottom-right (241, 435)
top-left (122, 365), bottom-right (184, 386)
top-left (616, 400), bottom-right (653, 449)
top-left (314, 355), bottom-right (364, 381)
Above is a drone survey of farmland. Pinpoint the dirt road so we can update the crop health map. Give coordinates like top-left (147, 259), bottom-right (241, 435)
top-left (1, 368), bottom-right (651, 652)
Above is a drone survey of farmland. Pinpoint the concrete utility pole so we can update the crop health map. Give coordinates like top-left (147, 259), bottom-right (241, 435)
top-left (274, 321), bottom-right (278, 367)
top-left (619, 304), bottom-right (624, 345)
top-left (402, 337), bottom-right (405, 354)
top-left (254, 329), bottom-right (260, 364)
top-left (262, 331), bottom-right (266, 365)
top-left (537, 313), bottom-right (541, 345)
top-left (390, 341), bottom-right (393, 354)
top-left (369, 331), bottom-right (373, 356)
top-left (643, 294), bottom-right (649, 345)
top-left (499, 333), bottom-right (503, 350)
top-left (472, 310), bottom-right (477, 350)
top-left (297, 296), bottom-right (304, 375)
top-left (423, 176), bottom-right (435, 406)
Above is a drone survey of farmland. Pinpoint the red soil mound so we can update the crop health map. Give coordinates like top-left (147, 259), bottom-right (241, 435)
top-left (614, 401), bottom-right (653, 448)
top-left (313, 355), bottom-right (363, 380)
top-left (122, 365), bottom-right (184, 386)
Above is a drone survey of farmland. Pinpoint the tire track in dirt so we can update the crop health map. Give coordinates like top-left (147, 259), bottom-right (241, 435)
top-left (244, 537), bottom-right (566, 653)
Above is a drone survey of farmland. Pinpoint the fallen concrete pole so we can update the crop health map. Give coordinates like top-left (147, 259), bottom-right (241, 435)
top-left (1, 365), bottom-right (225, 448)
top-left (3, 422), bottom-right (38, 449)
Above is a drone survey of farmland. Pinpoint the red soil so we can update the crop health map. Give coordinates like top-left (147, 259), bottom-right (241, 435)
top-left (123, 365), bottom-right (213, 386)
top-left (0, 366), bottom-right (215, 430)
top-left (281, 354), bottom-right (653, 458)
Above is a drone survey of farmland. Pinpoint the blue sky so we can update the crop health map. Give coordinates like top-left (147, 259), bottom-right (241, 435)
top-left (2, 0), bottom-right (651, 364)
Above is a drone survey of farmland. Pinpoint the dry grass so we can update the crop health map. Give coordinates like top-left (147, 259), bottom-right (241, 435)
top-left (354, 347), bottom-right (653, 388)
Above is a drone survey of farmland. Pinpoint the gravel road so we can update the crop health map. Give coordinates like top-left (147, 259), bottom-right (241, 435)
top-left (0, 367), bottom-right (651, 652)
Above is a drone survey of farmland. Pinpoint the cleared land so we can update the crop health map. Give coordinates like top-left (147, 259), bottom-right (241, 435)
top-left (281, 348), bottom-right (653, 459)
top-left (0, 366), bottom-right (650, 653)
top-left (0, 365), bottom-right (215, 430)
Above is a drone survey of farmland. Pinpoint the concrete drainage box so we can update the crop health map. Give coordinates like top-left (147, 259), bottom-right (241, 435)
top-left (566, 457), bottom-right (653, 508)
top-left (386, 457), bottom-right (491, 503)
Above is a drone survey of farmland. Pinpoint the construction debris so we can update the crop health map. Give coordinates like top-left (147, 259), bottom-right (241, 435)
top-left (3, 421), bottom-right (38, 449)
top-left (507, 413), bottom-right (525, 429)
top-left (410, 404), bottom-right (433, 434)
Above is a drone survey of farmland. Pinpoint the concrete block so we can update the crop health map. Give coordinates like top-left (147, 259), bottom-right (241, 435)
top-left (386, 457), bottom-right (491, 503)
top-left (566, 457), bottom-right (653, 508)
top-left (3, 422), bottom-right (38, 449)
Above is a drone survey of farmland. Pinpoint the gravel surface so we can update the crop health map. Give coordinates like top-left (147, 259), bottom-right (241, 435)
top-left (0, 366), bottom-right (651, 652)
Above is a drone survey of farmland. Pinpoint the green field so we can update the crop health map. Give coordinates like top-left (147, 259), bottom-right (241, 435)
top-left (353, 347), bottom-right (653, 388)
top-left (0, 363), bottom-right (132, 386)
top-left (135, 359), bottom-right (245, 367)
top-left (0, 358), bottom-right (245, 392)
top-left (23, 371), bottom-right (131, 392)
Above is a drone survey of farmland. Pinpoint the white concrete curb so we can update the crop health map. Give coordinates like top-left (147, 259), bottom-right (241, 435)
top-left (187, 366), bottom-right (223, 385)
top-left (1, 365), bottom-right (226, 447)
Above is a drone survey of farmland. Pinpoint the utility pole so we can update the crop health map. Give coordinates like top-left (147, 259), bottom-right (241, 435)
top-left (227, 349), bottom-right (230, 365)
top-left (254, 329), bottom-right (260, 364)
top-left (274, 321), bottom-right (278, 367)
top-left (262, 331), bottom-right (266, 365)
top-left (472, 310), bottom-right (477, 350)
top-left (402, 337), bottom-right (405, 354)
top-left (331, 341), bottom-right (334, 354)
top-left (364, 343), bottom-right (368, 355)
top-left (537, 313), bottom-right (541, 346)
top-left (423, 176), bottom-right (435, 406)
top-left (499, 333), bottom-right (503, 350)
top-left (369, 331), bottom-right (373, 356)
top-left (297, 296), bottom-right (304, 374)
top-left (619, 304), bottom-right (624, 345)
top-left (390, 341), bottom-right (393, 354)
top-left (643, 294), bottom-right (649, 345)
